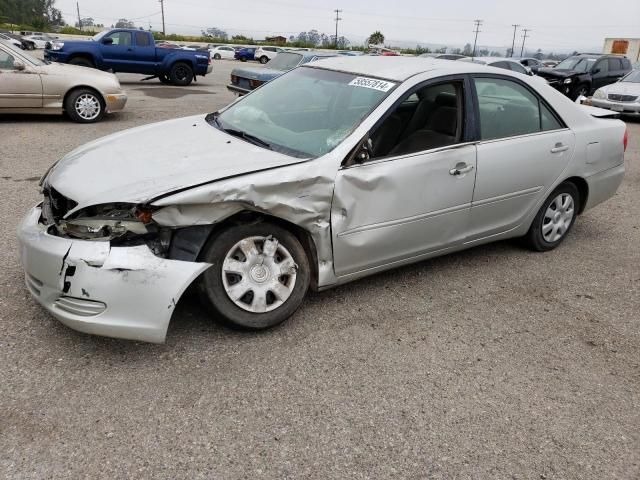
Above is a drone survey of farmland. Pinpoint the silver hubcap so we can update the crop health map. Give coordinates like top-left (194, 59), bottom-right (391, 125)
top-left (75, 94), bottom-right (101, 120)
top-left (542, 193), bottom-right (575, 242)
top-left (222, 236), bottom-right (297, 313)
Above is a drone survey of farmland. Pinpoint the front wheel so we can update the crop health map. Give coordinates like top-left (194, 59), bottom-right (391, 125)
top-left (259, 56), bottom-right (269, 64)
top-left (524, 182), bottom-right (579, 251)
top-left (64, 88), bottom-right (104, 123)
top-left (213, 53), bottom-right (221, 60)
top-left (572, 84), bottom-right (589, 100)
top-left (198, 222), bottom-right (310, 330)
top-left (169, 62), bottom-right (194, 86)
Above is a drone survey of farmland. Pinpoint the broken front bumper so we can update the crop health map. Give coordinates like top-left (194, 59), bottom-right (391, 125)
top-left (17, 206), bottom-right (210, 343)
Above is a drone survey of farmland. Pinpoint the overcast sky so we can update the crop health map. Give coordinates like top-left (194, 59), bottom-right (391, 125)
top-left (58, 0), bottom-right (640, 52)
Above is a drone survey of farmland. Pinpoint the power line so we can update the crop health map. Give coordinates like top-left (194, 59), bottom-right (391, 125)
top-left (76, 2), bottom-right (82, 32)
top-left (510, 24), bottom-right (520, 57)
top-left (521, 28), bottom-right (531, 56)
top-left (159, 0), bottom-right (166, 36)
top-left (472, 19), bottom-right (482, 58)
top-left (333, 9), bottom-right (342, 48)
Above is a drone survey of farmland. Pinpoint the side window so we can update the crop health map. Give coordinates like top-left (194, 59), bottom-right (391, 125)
top-left (474, 77), bottom-right (546, 140)
top-left (135, 32), bottom-right (150, 46)
top-left (490, 61), bottom-right (511, 71)
top-left (509, 62), bottom-right (528, 74)
top-left (107, 31), bottom-right (132, 46)
top-left (541, 103), bottom-right (563, 131)
top-left (0, 50), bottom-right (15, 69)
top-left (369, 81), bottom-right (463, 158)
top-left (594, 59), bottom-right (608, 75)
top-left (622, 58), bottom-right (631, 70)
top-left (608, 58), bottom-right (621, 71)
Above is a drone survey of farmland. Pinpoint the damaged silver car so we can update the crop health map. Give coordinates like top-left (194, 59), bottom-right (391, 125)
top-left (19, 57), bottom-right (627, 343)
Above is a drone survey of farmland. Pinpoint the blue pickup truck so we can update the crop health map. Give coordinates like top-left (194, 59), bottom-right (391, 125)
top-left (45, 29), bottom-right (212, 86)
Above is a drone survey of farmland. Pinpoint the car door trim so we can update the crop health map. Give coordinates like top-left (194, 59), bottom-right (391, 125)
top-left (471, 186), bottom-right (543, 207)
top-left (337, 201), bottom-right (471, 237)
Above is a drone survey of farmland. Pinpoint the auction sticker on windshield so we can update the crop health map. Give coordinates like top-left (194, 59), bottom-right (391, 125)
top-left (348, 77), bottom-right (396, 92)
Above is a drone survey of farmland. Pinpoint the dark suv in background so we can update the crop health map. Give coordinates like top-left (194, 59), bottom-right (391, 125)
top-left (536, 54), bottom-right (632, 100)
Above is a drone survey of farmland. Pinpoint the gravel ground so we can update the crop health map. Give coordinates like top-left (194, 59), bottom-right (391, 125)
top-left (1, 58), bottom-right (639, 479)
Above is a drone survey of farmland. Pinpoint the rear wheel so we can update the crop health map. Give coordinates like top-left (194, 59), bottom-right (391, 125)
top-left (68, 56), bottom-right (94, 68)
top-left (198, 222), bottom-right (310, 330)
top-left (169, 62), bottom-right (194, 86)
top-left (64, 88), bottom-right (104, 123)
top-left (524, 182), bottom-right (579, 251)
top-left (213, 53), bottom-right (221, 60)
top-left (259, 55), bottom-right (269, 64)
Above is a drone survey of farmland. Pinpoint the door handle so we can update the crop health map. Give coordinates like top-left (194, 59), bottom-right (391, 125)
top-left (449, 163), bottom-right (474, 176)
top-left (551, 143), bottom-right (569, 153)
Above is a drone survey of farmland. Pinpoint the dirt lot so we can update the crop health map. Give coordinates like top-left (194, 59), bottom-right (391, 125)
top-left (1, 59), bottom-right (639, 479)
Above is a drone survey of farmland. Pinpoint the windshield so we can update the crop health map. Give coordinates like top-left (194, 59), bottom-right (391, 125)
top-left (0, 40), bottom-right (46, 66)
top-left (621, 70), bottom-right (640, 83)
top-left (266, 52), bottom-right (304, 71)
top-left (555, 57), bottom-right (596, 73)
top-left (214, 67), bottom-right (396, 158)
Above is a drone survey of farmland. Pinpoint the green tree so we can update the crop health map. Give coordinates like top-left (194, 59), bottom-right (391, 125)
top-left (368, 31), bottom-right (384, 46)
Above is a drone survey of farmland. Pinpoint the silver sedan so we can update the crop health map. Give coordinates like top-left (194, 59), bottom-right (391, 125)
top-left (18, 57), bottom-right (627, 342)
top-left (592, 69), bottom-right (640, 117)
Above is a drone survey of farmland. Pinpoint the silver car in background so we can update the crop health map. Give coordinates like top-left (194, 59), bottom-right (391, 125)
top-left (0, 40), bottom-right (126, 122)
top-left (592, 70), bottom-right (640, 117)
top-left (18, 57), bottom-right (627, 343)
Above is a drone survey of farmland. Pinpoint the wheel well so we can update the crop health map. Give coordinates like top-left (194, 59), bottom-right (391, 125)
top-left (68, 54), bottom-right (94, 65)
top-left (171, 60), bottom-right (194, 72)
top-left (63, 86), bottom-right (106, 111)
top-left (195, 211), bottom-right (320, 290)
top-left (563, 176), bottom-right (589, 214)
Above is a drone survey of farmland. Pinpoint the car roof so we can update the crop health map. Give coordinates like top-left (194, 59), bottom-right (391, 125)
top-left (461, 56), bottom-right (519, 64)
top-left (304, 55), bottom-right (514, 81)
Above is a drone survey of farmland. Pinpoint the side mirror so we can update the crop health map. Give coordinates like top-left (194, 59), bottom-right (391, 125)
top-left (13, 60), bottom-right (25, 71)
top-left (101, 37), bottom-right (113, 45)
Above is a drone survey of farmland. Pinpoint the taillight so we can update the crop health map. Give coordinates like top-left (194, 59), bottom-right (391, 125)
top-left (249, 79), bottom-right (263, 89)
top-left (231, 74), bottom-right (238, 84)
top-left (623, 128), bottom-right (628, 152)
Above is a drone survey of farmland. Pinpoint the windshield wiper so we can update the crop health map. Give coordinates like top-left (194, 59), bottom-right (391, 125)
top-left (206, 112), bottom-right (273, 150)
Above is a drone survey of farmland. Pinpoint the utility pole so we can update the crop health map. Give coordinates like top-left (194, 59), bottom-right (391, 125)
top-left (76, 2), bottom-right (82, 32)
top-left (520, 29), bottom-right (531, 57)
top-left (472, 19), bottom-right (482, 58)
top-left (159, 0), bottom-right (166, 36)
top-left (510, 24), bottom-right (520, 57)
top-left (333, 9), bottom-right (342, 49)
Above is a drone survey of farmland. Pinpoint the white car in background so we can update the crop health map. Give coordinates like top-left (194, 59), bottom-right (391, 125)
top-left (591, 70), bottom-right (640, 117)
top-left (21, 35), bottom-right (49, 49)
top-left (0, 33), bottom-right (23, 49)
top-left (459, 56), bottom-right (533, 76)
top-left (254, 46), bottom-right (284, 64)
top-left (209, 45), bottom-right (236, 60)
top-left (18, 57), bottom-right (627, 343)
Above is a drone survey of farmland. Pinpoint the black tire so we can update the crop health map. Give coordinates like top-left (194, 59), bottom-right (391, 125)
top-left (169, 62), bottom-right (194, 86)
top-left (68, 56), bottom-right (95, 68)
top-left (213, 53), bottom-right (221, 60)
top-left (198, 222), bottom-right (310, 330)
top-left (240, 57), bottom-right (247, 62)
top-left (64, 88), bottom-right (105, 123)
top-left (259, 55), bottom-right (269, 64)
top-left (572, 83), bottom-right (590, 100)
top-left (26, 43), bottom-right (35, 50)
top-left (159, 74), bottom-right (172, 85)
top-left (524, 182), bottom-right (579, 252)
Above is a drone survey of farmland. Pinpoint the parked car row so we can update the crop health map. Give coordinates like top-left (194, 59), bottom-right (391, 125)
top-left (0, 30), bottom-right (43, 50)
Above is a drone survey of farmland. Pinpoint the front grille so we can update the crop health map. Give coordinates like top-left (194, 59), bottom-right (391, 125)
top-left (608, 93), bottom-right (638, 102)
top-left (42, 187), bottom-right (77, 224)
top-left (54, 296), bottom-right (106, 317)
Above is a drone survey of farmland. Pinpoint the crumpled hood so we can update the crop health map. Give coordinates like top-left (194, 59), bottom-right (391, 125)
top-left (231, 66), bottom-right (285, 81)
top-left (45, 115), bottom-right (306, 210)
top-left (537, 68), bottom-right (576, 79)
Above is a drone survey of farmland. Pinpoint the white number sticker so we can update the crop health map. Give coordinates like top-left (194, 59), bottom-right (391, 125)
top-left (348, 77), bottom-right (395, 92)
